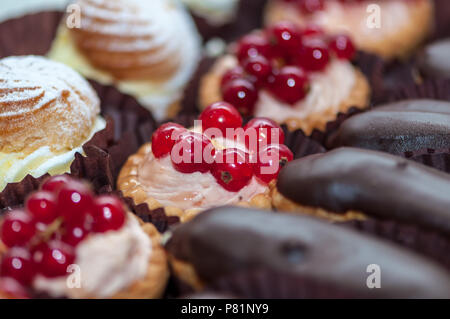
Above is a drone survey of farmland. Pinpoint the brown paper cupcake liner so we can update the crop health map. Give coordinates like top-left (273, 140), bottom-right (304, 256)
top-left (341, 217), bottom-right (450, 270)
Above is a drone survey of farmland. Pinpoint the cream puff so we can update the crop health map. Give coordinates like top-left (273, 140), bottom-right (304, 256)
top-left (48, 0), bottom-right (202, 121)
top-left (0, 176), bottom-right (168, 299)
top-left (199, 22), bottom-right (370, 134)
top-left (118, 102), bottom-right (294, 222)
top-left (264, 0), bottom-right (434, 60)
top-left (0, 55), bottom-right (106, 192)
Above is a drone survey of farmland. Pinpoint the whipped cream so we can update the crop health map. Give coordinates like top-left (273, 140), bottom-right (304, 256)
top-left (182, 0), bottom-right (239, 25)
top-left (48, 0), bottom-right (202, 121)
top-left (33, 215), bottom-right (151, 299)
top-left (0, 117), bottom-right (106, 191)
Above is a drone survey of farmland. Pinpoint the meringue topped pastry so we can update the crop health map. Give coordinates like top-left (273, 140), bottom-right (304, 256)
top-left (118, 102), bottom-right (291, 222)
top-left (0, 176), bottom-right (168, 299)
top-left (48, 0), bottom-right (202, 120)
top-left (182, 0), bottom-right (240, 26)
top-left (264, 0), bottom-right (433, 59)
top-left (199, 22), bottom-right (370, 133)
top-left (0, 55), bottom-right (105, 191)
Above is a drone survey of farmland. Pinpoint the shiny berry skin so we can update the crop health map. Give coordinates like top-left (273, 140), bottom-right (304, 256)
top-left (236, 33), bottom-right (272, 62)
top-left (151, 122), bottom-right (187, 159)
top-left (212, 148), bottom-right (254, 192)
top-left (91, 196), bottom-right (126, 233)
top-left (243, 118), bottom-right (285, 153)
top-left (171, 132), bottom-right (215, 174)
top-left (242, 55), bottom-right (273, 85)
top-left (221, 66), bottom-right (245, 88)
top-left (267, 22), bottom-right (302, 55)
top-left (41, 175), bottom-right (72, 193)
top-left (0, 210), bottom-right (36, 248)
top-left (37, 242), bottom-right (75, 278)
top-left (299, 0), bottom-right (325, 14)
top-left (200, 102), bottom-right (243, 137)
top-left (269, 66), bottom-right (309, 104)
top-left (26, 191), bottom-right (58, 224)
top-left (0, 248), bottom-right (35, 285)
top-left (56, 181), bottom-right (94, 226)
top-left (222, 78), bottom-right (258, 115)
top-left (329, 34), bottom-right (356, 60)
top-left (61, 219), bottom-right (91, 246)
top-left (254, 144), bottom-right (293, 183)
top-left (296, 38), bottom-right (330, 71)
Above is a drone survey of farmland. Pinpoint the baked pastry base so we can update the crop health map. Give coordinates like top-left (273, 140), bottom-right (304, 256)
top-left (118, 143), bottom-right (272, 224)
top-left (199, 62), bottom-right (370, 134)
top-left (264, 0), bottom-right (433, 60)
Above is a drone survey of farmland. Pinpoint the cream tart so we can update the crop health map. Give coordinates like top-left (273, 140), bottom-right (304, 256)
top-left (0, 176), bottom-right (168, 299)
top-left (48, 0), bottom-right (202, 121)
top-left (118, 102), bottom-right (294, 222)
top-left (199, 22), bottom-right (370, 134)
top-left (0, 55), bottom-right (106, 192)
top-left (264, 0), bottom-right (434, 60)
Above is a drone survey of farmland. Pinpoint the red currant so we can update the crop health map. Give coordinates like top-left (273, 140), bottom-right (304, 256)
top-left (91, 195), bottom-right (126, 233)
top-left (41, 175), bottom-right (72, 193)
top-left (236, 33), bottom-right (272, 62)
top-left (0, 248), bottom-right (35, 285)
top-left (242, 55), bottom-right (273, 86)
top-left (254, 144), bottom-right (293, 183)
top-left (36, 242), bottom-right (75, 278)
top-left (61, 219), bottom-right (91, 246)
top-left (221, 66), bottom-right (245, 88)
top-left (300, 24), bottom-right (324, 37)
top-left (212, 148), bottom-right (254, 192)
top-left (296, 37), bottom-right (330, 71)
top-left (222, 78), bottom-right (258, 115)
top-left (243, 118), bottom-right (285, 153)
top-left (151, 122), bottom-right (187, 158)
top-left (26, 191), bottom-right (58, 224)
top-left (200, 102), bottom-right (243, 137)
top-left (56, 181), bottom-right (94, 226)
top-left (171, 131), bottom-right (215, 174)
top-left (269, 66), bottom-right (309, 104)
top-left (267, 22), bottom-right (302, 56)
top-left (329, 34), bottom-right (356, 60)
top-left (0, 210), bottom-right (36, 248)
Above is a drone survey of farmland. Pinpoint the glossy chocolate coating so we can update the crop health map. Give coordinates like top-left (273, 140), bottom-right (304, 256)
top-left (166, 207), bottom-right (450, 298)
top-left (327, 99), bottom-right (450, 153)
top-left (418, 39), bottom-right (450, 79)
top-left (277, 148), bottom-right (450, 235)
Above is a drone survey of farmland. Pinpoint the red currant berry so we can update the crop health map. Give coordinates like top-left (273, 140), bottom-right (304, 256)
top-left (171, 132), bottom-right (215, 174)
top-left (61, 220), bottom-right (91, 246)
top-left (243, 118), bottom-right (285, 153)
top-left (222, 78), bottom-right (258, 115)
top-left (299, 0), bottom-right (325, 14)
top-left (296, 38), bottom-right (330, 71)
top-left (269, 66), bottom-right (309, 104)
top-left (41, 175), bottom-right (73, 193)
top-left (236, 33), bottom-right (272, 62)
top-left (0, 248), bottom-right (34, 285)
top-left (91, 196), bottom-right (126, 233)
top-left (242, 55), bottom-right (273, 86)
top-left (254, 144), bottom-right (293, 183)
top-left (221, 66), bottom-right (245, 88)
top-left (0, 210), bottom-right (36, 248)
top-left (267, 22), bottom-right (302, 56)
top-left (56, 181), bottom-right (94, 226)
top-left (151, 122), bottom-right (187, 159)
top-left (300, 24), bottom-right (324, 37)
top-left (37, 242), bottom-right (75, 278)
top-left (329, 34), bottom-right (356, 60)
top-left (200, 102), bottom-right (243, 137)
top-left (26, 191), bottom-right (58, 224)
top-left (212, 148), bottom-right (254, 192)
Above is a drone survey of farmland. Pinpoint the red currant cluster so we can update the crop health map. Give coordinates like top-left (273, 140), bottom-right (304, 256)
top-left (151, 102), bottom-right (294, 192)
top-left (221, 22), bottom-right (355, 114)
top-left (0, 176), bottom-right (126, 288)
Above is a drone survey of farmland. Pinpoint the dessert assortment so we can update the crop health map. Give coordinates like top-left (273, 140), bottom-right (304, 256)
top-left (0, 0), bottom-right (449, 299)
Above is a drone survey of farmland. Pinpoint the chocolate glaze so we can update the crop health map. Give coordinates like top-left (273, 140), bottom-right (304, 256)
top-left (418, 39), bottom-right (450, 79)
top-left (166, 207), bottom-right (450, 298)
top-left (277, 147), bottom-right (450, 235)
top-left (327, 99), bottom-right (450, 153)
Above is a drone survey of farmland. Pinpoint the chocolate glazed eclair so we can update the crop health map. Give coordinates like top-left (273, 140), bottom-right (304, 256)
top-left (165, 207), bottom-right (450, 298)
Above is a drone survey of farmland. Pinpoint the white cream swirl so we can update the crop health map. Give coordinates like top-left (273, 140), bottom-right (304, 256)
top-left (182, 0), bottom-right (239, 25)
top-left (33, 215), bottom-right (151, 299)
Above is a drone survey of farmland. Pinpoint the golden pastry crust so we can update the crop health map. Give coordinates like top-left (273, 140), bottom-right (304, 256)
top-left (118, 143), bottom-right (273, 223)
top-left (0, 56), bottom-right (100, 154)
top-left (199, 57), bottom-right (370, 134)
top-left (264, 0), bottom-right (433, 60)
top-left (271, 185), bottom-right (366, 222)
top-left (70, 0), bottom-right (182, 80)
top-left (168, 254), bottom-right (204, 291)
